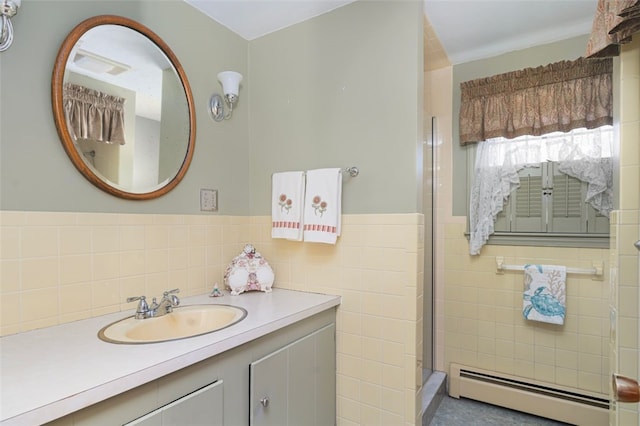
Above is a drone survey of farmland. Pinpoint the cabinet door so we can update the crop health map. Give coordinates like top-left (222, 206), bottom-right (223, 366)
top-left (250, 324), bottom-right (335, 426)
top-left (250, 345), bottom-right (288, 426)
top-left (126, 380), bottom-right (223, 426)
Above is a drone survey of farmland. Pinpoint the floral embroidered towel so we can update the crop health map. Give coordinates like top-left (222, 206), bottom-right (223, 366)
top-left (271, 171), bottom-right (305, 241)
top-left (303, 168), bottom-right (342, 244)
top-left (523, 264), bottom-right (566, 325)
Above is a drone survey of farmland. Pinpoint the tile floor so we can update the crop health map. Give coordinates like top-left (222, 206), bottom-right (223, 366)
top-left (430, 396), bottom-right (572, 425)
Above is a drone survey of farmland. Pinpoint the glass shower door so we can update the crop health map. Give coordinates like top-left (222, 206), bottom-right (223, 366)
top-left (422, 116), bottom-right (436, 382)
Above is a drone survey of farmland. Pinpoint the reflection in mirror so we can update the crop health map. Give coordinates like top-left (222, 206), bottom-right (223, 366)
top-left (52, 15), bottom-right (195, 200)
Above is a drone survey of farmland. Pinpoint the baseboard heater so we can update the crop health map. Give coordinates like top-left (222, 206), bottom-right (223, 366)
top-left (449, 363), bottom-right (609, 426)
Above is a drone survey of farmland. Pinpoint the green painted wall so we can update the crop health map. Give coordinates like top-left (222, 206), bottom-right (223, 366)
top-left (1, 0), bottom-right (423, 215)
top-left (248, 0), bottom-right (424, 215)
top-left (0, 0), bottom-right (249, 214)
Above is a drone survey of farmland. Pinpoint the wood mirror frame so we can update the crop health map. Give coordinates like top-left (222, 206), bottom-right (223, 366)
top-left (51, 15), bottom-right (196, 200)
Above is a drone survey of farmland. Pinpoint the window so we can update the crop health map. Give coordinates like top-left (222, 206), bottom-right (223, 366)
top-left (468, 126), bottom-right (613, 255)
top-left (457, 57), bottom-right (614, 254)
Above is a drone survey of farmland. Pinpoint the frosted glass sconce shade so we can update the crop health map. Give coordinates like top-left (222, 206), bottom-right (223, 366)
top-left (217, 71), bottom-right (243, 100)
top-left (210, 70), bottom-right (243, 122)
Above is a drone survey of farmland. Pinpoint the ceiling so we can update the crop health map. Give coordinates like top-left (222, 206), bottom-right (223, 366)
top-left (423, 0), bottom-right (598, 64)
top-left (185, 0), bottom-right (357, 40)
top-left (184, 0), bottom-right (599, 65)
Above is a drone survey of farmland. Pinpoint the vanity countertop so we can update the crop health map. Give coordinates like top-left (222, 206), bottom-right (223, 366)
top-left (0, 288), bottom-right (340, 425)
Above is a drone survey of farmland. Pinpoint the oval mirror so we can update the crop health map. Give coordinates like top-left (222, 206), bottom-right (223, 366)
top-left (51, 15), bottom-right (195, 200)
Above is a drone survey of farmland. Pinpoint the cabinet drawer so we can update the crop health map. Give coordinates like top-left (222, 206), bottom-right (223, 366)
top-left (126, 380), bottom-right (223, 426)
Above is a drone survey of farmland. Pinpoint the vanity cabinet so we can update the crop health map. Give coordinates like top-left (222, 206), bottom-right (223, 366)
top-left (45, 309), bottom-right (336, 426)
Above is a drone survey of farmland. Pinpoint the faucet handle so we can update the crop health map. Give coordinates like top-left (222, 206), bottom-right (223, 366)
top-left (126, 295), bottom-right (144, 303)
top-left (163, 288), bottom-right (180, 307)
top-left (126, 295), bottom-right (150, 318)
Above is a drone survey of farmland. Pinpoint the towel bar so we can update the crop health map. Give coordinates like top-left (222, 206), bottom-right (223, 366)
top-left (272, 167), bottom-right (359, 179)
top-left (344, 166), bottom-right (359, 177)
top-left (495, 257), bottom-right (604, 280)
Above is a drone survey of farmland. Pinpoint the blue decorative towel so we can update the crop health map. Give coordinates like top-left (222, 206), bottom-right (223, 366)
top-left (523, 264), bottom-right (566, 325)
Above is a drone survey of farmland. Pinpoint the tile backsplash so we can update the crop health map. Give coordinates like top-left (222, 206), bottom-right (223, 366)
top-left (0, 211), bottom-right (424, 426)
top-left (248, 214), bottom-right (424, 426)
top-left (0, 211), bottom-right (251, 335)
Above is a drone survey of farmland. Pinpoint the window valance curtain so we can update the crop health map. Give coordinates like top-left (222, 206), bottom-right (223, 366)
top-left (63, 83), bottom-right (126, 145)
top-left (586, 0), bottom-right (640, 58)
top-left (459, 57), bottom-right (613, 145)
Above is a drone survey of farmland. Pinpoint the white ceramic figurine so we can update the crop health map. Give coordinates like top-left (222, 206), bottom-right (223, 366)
top-left (224, 244), bottom-right (275, 295)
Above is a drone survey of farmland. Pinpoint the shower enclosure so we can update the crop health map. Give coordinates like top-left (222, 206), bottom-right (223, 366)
top-left (422, 116), bottom-right (436, 383)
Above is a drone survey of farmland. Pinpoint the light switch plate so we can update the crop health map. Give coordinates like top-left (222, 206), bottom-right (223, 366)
top-left (200, 189), bottom-right (218, 211)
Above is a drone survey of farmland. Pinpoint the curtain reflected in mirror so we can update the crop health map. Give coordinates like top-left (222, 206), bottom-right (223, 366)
top-left (64, 83), bottom-right (126, 145)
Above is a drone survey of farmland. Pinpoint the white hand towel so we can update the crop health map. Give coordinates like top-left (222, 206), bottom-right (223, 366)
top-left (523, 264), bottom-right (566, 325)
top-left (272, 171), bottom-right (305, 241)
top-left (303, 168), bottom-right (342, 244)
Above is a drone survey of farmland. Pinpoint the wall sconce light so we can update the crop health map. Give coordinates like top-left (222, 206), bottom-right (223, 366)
top-left (209, 71), bottom-right (243, 122)
top-left (0, 0), bottom-right (20, 52)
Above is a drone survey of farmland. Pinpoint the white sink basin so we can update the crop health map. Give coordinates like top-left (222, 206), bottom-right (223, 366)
top-left (98, 304), bottom-right (247, 344)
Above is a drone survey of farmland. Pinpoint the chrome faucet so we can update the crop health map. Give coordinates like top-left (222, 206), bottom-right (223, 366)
top-left (126, 289), bottom-right (180, 319)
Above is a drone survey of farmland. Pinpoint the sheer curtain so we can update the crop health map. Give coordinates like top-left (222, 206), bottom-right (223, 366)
top-left (63, 83), bottom-right (126, 145)
top-left (469, 126), bottom-right (613, 255)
